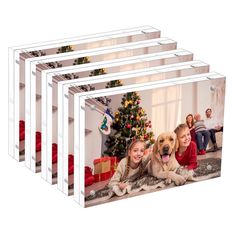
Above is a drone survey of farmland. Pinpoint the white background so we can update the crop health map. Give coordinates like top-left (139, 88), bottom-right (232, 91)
top-left (1, 0), bottom-right (236, 235)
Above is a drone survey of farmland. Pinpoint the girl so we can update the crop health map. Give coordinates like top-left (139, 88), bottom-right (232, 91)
top-left (108, 139), bottom-right (150, 195)
top-left (174, 123), bottom-right (197, 170)
top-left (186, 114), bottom-right (196, 144)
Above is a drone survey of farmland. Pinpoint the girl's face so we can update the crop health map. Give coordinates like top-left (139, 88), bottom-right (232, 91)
top-left (177, 127), bottom-right (191, 148)
top-left (128, 142), bottom-right (145, 164)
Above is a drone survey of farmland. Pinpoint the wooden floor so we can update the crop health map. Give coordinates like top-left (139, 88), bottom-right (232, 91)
top-left (198, 148), bottom-right (222, 160)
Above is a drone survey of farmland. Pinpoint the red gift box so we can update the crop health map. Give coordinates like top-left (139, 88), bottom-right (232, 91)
top-left (68, 154), bottom-right (74, 175)
top-left (85, 166), bottom-right (95, 186)
top-left (93, 157), bottom-right (119, 182)
top-left (19, 120), bottom-right (25, 141)
top-left (100, 171), bottom-right (111, 181)
top-left (52, 143), bottom-right (57, 164)
top-left (35, 132), bottom-right (41, 152)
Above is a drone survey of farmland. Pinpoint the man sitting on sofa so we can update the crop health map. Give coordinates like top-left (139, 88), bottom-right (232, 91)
top-left (204, 108), bottom-right (223, 151)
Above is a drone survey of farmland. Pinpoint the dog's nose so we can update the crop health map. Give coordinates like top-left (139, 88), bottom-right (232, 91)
top-left (163, 145), bottom-right (169, 154)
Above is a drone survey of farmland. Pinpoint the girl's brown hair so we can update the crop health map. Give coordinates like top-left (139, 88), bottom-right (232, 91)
top-left (122, 139), bottom-right (146, 181)
top-left (186, 114), bottom-right (194, 128)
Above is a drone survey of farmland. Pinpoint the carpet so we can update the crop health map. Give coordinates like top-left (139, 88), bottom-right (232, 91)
top-left (85, 158), bottom-right (221, 204)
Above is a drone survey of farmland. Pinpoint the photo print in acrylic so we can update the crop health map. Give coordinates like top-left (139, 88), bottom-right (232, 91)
top-left (76, 73), bottom-right (225, 207)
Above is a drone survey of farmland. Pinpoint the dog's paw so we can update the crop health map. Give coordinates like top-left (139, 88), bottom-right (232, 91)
top-left (174, 175), bottom-right (186, 186)
top-left (165, 178), bottom-right (172, 185)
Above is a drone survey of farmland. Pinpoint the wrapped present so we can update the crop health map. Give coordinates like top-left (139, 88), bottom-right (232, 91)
top-left (19, 120), bottom-right (25, 141)
top-left (93, 157), bottom-right (119, 182)
top-left (35, 132), bottom-right (41, 152)
top-left (85, 166), bottom-right (95, 186)
top-left (52, 143), bottom-right (57, 164)
top-left (93, 157), bottom-right (111, 182)
top-left (68, 154), bottom-right (74, 175)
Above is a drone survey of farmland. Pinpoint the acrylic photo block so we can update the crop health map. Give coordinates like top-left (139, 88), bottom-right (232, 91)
top-left (74, 72), bottom-right (225, 207)
top-left (27, 37), bottom-right (176, 173)
top-left (8, 26), bottom-right (159, 163)
top-left (40, 39), bottom-right (178, 183)
top-left (60, 60), bottom-right (209, 196)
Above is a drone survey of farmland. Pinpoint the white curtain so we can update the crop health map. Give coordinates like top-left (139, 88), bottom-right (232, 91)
top-left (151, 85), bottom-right (182, 137)
top-left (210, 79), bottom-right (226, 125)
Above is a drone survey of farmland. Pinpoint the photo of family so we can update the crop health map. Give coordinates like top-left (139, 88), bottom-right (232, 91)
top-left (83, 77), bottom-right (225, 207)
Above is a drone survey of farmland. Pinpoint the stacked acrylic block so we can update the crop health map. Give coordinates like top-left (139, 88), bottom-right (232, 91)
top-left (9, 26), bottom-right (226, 207)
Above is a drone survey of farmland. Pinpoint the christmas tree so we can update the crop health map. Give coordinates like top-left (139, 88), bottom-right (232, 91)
top-left (73, 57), bottom-right (90, 65)
top-left (57, 45), bottom-right (73, 54)
top-left (29, 50), bottom-right (46, 57)
top-left (89, 68), bottom-right (106, 77)
top-left (46, 61), bottom-right (62, 68)
top-left (62, 73), bottom-right (79, 80)
top-left (88, 68), bottom-right (112, 106)
top-left (106, 79), bottom-right (123, 88)
top-left (103, 91), bottom-right (155, 159)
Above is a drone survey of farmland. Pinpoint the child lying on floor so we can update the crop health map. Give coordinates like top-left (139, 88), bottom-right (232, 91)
top-left (108, 139), bottom-right (150, 196)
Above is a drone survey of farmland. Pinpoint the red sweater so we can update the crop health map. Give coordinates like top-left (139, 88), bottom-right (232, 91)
top-left (175, 141), bottom-right (197, 170)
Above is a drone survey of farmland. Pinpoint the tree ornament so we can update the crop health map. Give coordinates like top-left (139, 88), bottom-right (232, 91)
top-left (124, 100), bottom-right (133, 108)
top-left (126, 123), bottom-right (131, 129)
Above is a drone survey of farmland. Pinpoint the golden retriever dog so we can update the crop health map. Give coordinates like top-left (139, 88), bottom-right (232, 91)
top-left (148, 132), bottom-right (186, 186)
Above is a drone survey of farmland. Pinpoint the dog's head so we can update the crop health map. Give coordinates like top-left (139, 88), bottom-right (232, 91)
top-left (153, 132), bottom-right (179, 164)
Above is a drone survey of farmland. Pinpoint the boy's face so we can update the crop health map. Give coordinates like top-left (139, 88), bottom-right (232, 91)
top-left (128, 142), bottom-right (145, 164)
top-left (177, 127), bottom-right (191, 148)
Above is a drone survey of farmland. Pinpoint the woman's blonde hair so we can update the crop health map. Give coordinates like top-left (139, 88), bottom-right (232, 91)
top-left (122, 139), bottom-right (146, 181)
top-left (174, 123), bottom-right (189, 136)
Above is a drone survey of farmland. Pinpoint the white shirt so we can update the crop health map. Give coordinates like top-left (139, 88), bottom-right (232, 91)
top-left (204, 116), bottom-right (221, 130)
